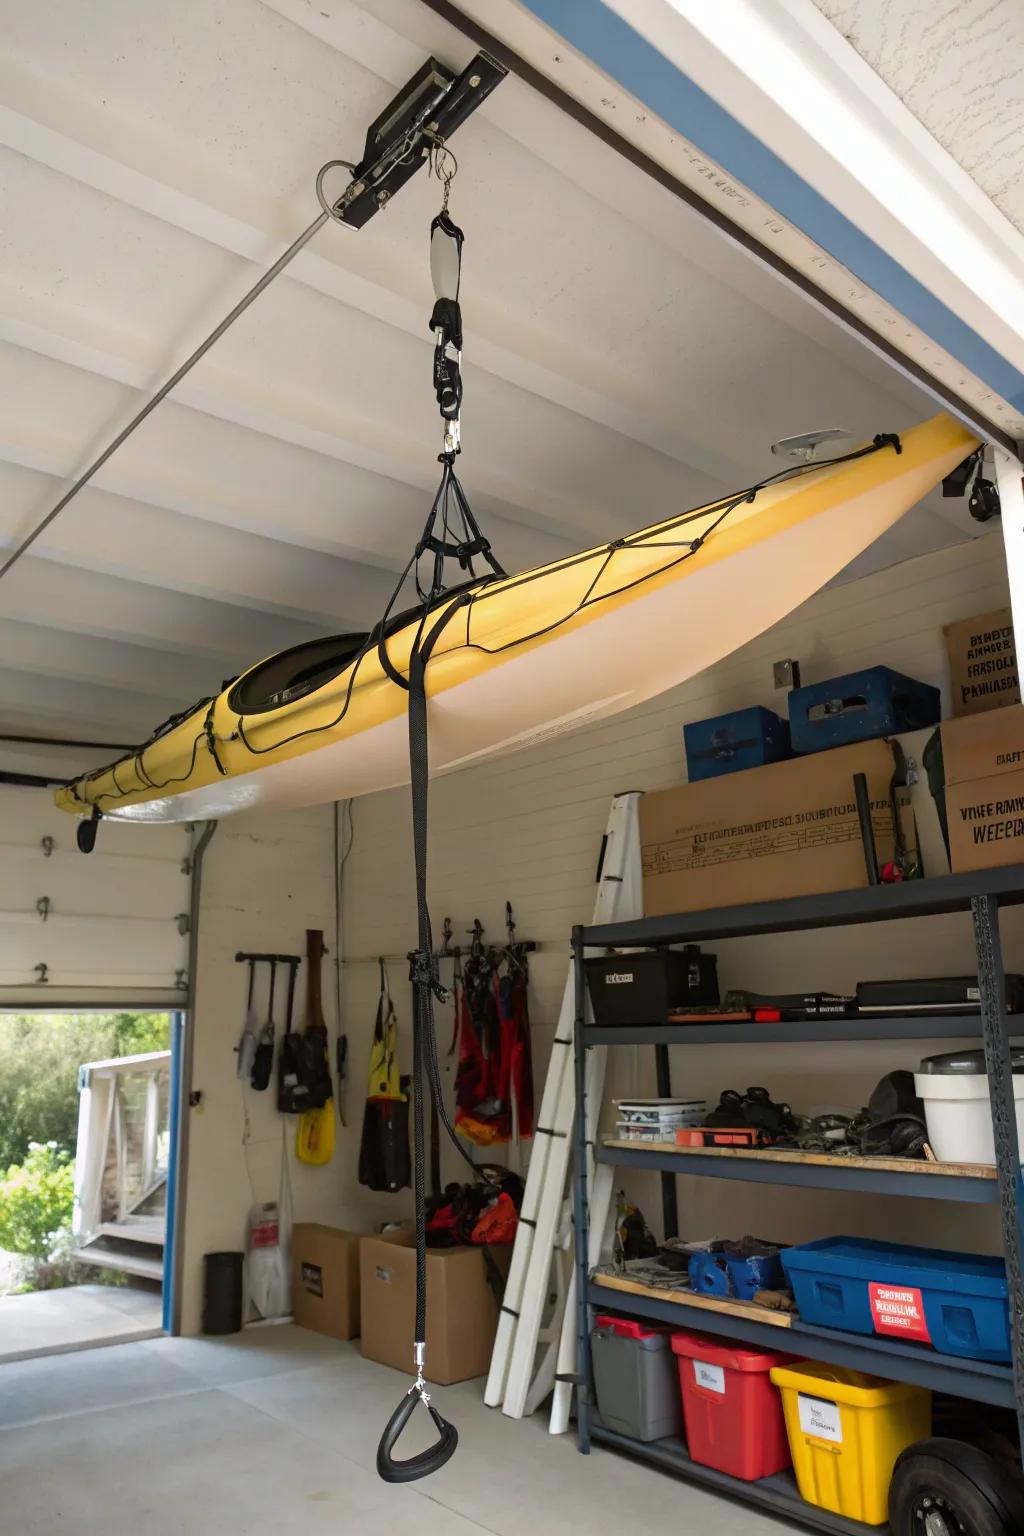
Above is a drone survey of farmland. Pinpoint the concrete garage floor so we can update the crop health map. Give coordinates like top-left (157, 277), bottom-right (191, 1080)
top-left (0, 1326), bottom-right (783, 1535)
top-left (0, 1283), bottom-right (163, 1364)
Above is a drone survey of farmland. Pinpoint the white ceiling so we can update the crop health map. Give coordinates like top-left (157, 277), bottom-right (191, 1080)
top-left (813, 0), bottom-right (1024, 236)
top-left (0, 0), bottom-right (989, 779)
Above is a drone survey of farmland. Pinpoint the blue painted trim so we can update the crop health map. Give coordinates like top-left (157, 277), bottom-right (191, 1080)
top-left (520, 0), bottom-right (1024, 412)
top-left (162, 1009), bottom-right (184, 1333)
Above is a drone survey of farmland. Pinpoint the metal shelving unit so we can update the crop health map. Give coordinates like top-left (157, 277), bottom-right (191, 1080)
top-left (571, 863), bottom-right (1024, 1535)
top-left (595, 1141), bottom-right (1000, 1202)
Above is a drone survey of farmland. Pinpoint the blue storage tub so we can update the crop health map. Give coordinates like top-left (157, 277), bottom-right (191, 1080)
top-left (684, 706), bottom-right (791, 782)
top-left (788, 667), bottom-right (940, 755)
top-left (781, 1237), bottom-right (1010, 1362)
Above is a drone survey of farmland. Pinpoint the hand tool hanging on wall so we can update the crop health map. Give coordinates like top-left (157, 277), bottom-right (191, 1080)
top-left (250, 958), bottom-right (277, 1091)
top-left (336, 1034), bottom-right (348, 1127)
top-left (296, 930), bottom-right (335, 1165)
top-left (358, 959), bottom-right (411, 1193)
top-left (235, 951), bottom-right (301, 1092)
top-left (276, 955), bottom-right (304, 1113)
top-left (236, 958), bottom-right (258, 1081)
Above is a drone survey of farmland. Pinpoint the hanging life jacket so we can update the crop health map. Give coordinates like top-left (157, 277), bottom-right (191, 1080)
top-left (453, 954), bottom-right (534, 1146)
top-left (358, 959), bottom-right (411, 1193)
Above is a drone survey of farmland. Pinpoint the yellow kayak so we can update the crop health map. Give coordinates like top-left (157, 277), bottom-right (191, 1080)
top-left (56, 414), bottom-right (978, 824)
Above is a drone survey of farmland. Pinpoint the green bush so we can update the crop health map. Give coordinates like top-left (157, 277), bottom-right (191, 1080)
top-left (0, 1011), bottom-right (170, 1170)
top-left (0, 1142), bottom-right (75, 1261)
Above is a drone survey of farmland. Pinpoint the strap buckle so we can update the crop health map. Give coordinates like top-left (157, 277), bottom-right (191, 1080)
top-left (408, 948), bottom-right (449, 1004)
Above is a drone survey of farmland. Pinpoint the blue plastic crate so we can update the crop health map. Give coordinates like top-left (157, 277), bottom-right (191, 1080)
top-left (683, 706), bottom-right (791, 783)
top-left (781, 1236), bottom-right (1010, 1362)
top-left (788, 667), bottom-right (940, 755)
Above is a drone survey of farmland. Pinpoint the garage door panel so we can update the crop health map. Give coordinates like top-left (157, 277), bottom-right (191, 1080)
top-left (0, 785), bottom-right (191, 1002)
top-left (0, 846), bottom-right (189, 921)
top-left (2, 793), bottom-right (191, 862)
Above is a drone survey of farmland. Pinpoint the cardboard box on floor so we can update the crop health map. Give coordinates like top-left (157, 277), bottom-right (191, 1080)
top-left (641, 739), bottom-right (915, 916)
top-left (942, 704), bottom-right (1024, 872)
top-left (291, 1223), bottom-right (367, 1342)
top-left (944, 607), bottom-right (1020, 717)
top-left (360, 1228), bottom-right (509, 1385)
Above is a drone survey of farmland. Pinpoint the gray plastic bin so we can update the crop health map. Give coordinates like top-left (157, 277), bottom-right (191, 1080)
top-left (591, 1315), bottom-right (683, 1442)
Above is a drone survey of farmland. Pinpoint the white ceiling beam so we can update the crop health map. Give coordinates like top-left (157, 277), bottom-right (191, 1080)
top-left (0, 667), bottom-right (184, 741)
top-left (0, 344), bottom-right (581, 579)
top-left (0, 554), bottom-right (322, 664)
top-left (0, 458), bottom-right (397, 630)
top-left (0, 615), bottom-right (221, 702)
top-left (0, 64), bottom-right (746, 493)
top-left (0, 277), bottom-right (641, 548)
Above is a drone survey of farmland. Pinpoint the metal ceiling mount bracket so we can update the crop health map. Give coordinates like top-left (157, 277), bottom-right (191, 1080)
top-left (329, 54), bottom-right (506, 231)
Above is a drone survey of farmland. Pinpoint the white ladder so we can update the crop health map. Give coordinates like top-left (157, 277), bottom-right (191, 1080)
top-left (485, 790), bottom-right (643, 1420)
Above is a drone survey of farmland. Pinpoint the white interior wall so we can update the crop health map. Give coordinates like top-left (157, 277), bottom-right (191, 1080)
top-left (179, 527), bottom-right (1015, 1335)
top-left (179, 807), bottom-right (400, 1335)
top-left (338, 528), bottom-right (1017, 1262)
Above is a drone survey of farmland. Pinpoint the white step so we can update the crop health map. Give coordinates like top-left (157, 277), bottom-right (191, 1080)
top-left (73, 1242), bottom-right (164, 1283)
top-left (98, 1217), bottom-right (165, 1247)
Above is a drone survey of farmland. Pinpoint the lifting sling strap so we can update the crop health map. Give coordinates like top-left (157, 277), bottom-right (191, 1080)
top-left (376, 148), bottom-right (506, 1486)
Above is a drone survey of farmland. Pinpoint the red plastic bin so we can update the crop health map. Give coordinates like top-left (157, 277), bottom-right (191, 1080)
top-left (671, 1328), bottom-right (794, 1481)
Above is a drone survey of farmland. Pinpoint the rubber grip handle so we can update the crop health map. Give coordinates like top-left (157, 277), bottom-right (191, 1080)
top-left (376, 1388), bottom-right (458, 1484)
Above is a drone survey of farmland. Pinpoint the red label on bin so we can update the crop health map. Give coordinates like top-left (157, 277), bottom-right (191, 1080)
top-left (868, 1282), bottom-right (931, 1343)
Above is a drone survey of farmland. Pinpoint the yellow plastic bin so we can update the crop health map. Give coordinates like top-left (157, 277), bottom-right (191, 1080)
top-left (769, 1361), bottom-right (931, 1526)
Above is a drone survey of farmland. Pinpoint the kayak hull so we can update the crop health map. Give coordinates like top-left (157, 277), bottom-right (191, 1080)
top-left (56, 415), bottom-right (979, 823)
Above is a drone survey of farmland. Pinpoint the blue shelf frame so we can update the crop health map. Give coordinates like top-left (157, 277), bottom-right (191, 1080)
top-left (571, 864), bottom-right (1024, 1532)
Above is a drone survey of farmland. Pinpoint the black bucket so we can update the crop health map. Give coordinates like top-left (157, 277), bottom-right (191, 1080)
top-left (202, 1250), bottom-right (244, 1335)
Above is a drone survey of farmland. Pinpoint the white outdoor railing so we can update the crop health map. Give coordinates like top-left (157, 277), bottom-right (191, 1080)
top-left (72, 1051), bottom-right (171, 1247)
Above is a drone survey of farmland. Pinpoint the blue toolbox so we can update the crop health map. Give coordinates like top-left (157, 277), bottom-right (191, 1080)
top-left (788, 666), bottom-right (940, 755)
top-left (781, 1236), bottom-right (1010, 1361)
top-left (684, 706), bottom-right (791, 782)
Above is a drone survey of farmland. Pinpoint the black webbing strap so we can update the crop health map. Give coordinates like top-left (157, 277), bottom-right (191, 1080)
top-left (378, 637), bottom-right (487, 1484)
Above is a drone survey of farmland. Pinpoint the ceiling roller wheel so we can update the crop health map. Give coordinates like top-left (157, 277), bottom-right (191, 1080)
top-left (888, 1438), bottom-right (1024, 1536)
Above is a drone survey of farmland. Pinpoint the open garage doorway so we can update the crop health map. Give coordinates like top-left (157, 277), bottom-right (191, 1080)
top-left (0, 1009), bottom-right (175, 1362)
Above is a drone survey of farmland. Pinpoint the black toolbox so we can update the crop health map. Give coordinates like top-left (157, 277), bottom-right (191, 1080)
top-left (586, 946), bottom-right (718, 1026)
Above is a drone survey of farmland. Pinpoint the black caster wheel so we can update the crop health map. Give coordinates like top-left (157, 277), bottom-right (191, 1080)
top-left (889, 1438), bottom-right (1024, 1536)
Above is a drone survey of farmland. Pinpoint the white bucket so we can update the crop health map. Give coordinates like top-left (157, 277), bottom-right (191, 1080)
top-left (914, 1070), bottom-right (1024, 1165)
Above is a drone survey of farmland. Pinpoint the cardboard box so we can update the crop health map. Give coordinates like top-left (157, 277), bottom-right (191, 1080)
top-left (944, 607), bottom-right (1019, 717)
top-left (641, 739), bottom-right (914, 916)
top-left (360, 1229), bottom-right (509, 1384)
top-left (291, 1223), bottom-right (366, 1341)
top-left (942, 705), bottom-right (1024, 872)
